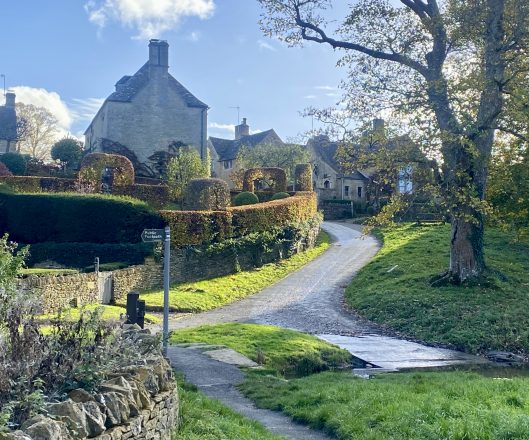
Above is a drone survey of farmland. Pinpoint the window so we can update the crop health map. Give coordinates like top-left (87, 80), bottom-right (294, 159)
top-left (398, 165), bottom-right (413, 194)
top-left (324, 180), bottom-right (330, 189)
top-left (223, 160), bottom-right (233, 170)
top-left (357, 186), bottom-right (362, 198)
top-left (344, 186), bottom-right (350, 197)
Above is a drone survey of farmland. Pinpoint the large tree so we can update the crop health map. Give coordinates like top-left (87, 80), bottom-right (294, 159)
top-left (15, 103), bottom-right (58, 160)
top-left (259, 0), bottom-right (529, 283)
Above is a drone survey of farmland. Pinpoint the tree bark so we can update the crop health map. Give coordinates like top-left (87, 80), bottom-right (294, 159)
top-left (450, 214), bottom-right (485, 283)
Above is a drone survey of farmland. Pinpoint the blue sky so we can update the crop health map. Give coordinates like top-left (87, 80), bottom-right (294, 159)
top-left (0, 1), bottom-right (349, 142)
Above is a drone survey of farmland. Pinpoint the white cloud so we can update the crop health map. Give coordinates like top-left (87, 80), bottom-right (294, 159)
top-left (70, 97), bottom-right (105, 122)
top-left (250, 129), bottom-right (262, 135)
top-left (209, 122), bottom-right (235, 134)
top-left (187, 30), bottom-right (202, 42)
top-left (304, 95), bottom-right (317, 100)
top-left (257, 40), bottom-right (276, 52)
top-left (85, 0), bottom-right (215, 39)
top-left (315, 85), bottom-right (337, 91)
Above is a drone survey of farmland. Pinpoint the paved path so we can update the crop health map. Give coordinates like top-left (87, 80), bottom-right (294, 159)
top-left (170, 221), bottom-right (380, 335)
top-left (167, 345), bottom-right (334, 440)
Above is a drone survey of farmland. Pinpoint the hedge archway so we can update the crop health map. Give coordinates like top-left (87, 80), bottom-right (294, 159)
top-left (242, 167), bottom-right (287, 193)
top-left (79, 153), bottom-right (134, 192)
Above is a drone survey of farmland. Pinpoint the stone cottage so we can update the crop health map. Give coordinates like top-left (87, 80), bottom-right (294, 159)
top-left (85, 40), bottom-right (209, 177)
top-left (209, 118), bottom-right (284, 188)
top-left (307, 134), bottom-right (368, 202)
top-left (0, 92), bottom-right (17, 154)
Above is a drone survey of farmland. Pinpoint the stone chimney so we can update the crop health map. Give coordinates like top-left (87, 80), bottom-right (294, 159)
top-left (148, 39), bottom-right (169, 76)
top-left (372, 118), bottom-right (385, 133)
top-left (235, 118), bottom-right (250, 140)
top-left (5, 92), bottom-right (15, 108)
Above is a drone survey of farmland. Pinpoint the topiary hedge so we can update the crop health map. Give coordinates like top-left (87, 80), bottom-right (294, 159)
top-left (0, 152), bottom-right (27, 175)
top-left (242, 167), bottom-right (287, 193)
top-left (113, 184), bottom-right (170, 209)
top-left (0, 176), bottom-right (78, 193)
top-left (79, 153), bottom-right (134, 192)
top-left (234, 191), bottom-right (259, 206)
top-left (25, 242), bottom-right (154, 269)
top-left (184, 178), bottom-right (230, 211)
top-left (0, 162), bottom-right (13, 177)
top-left (295, 163), bottom-right (313, 191)
top-left (0, 192), bottom-right (163, 244)
top-left (271, 192), bottom-right (290, 201)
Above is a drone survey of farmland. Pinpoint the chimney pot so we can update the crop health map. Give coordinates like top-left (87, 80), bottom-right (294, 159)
top-left (5, 92), bottom-right (15, 108)
top-left (235, 118), bottom-right (250, 140)
top-left (148, 39), bottom-right (169, 70)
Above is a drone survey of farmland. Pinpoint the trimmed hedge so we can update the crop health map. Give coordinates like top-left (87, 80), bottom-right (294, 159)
top-left (295, 163), bottom-right (313, 191)
top-left (234, 191), bottom-right (259, 206)
top-left (271, 192), bottom-right (290, 201)
top-left (0, 192), bottom-right (163, 244)
top-left (79, 152), bottom-right (134, 191)
top-left (160, 210), bottom-right (233, 246)
top-left (25, 242), bottom-right (154, 269)
top-left (184, 178), bottom-right (231, 211)
top-left (0, 162), bottom-right (13, 177)
top-left (229, 192), bottom-right (317, 236)
top-left (0, 152), bottom-right (27, 175)
top-left (113, 184), bottom-right (170, 209)
top-left (0, 176), bottom-right (78, 193)
top-left (242, 167), bottom-right (287, 193)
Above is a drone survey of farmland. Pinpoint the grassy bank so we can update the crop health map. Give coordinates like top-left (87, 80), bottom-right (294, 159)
top-left (174, 376), bottom-right (281, 440)
top-left (39, 304), bottom-right (160, 324)
top-left (241, 370), bottom-right (529, 440)
top-left (138, 231), bottom-right (330, 313)
top-left (346, 224), bottom-right (529, 355)
top-left (170, 323), bottom-right (351, 377)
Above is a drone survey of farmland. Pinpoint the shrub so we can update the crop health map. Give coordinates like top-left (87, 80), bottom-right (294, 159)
top-left (0, 176), bottom-right (77, 193)
top-left (234, 191), bottom-right (259, 206)
top-left (0, 162), bottom-right (12, 177)
top-left (271, 192), bottom-right (290, 201)
top-left (166, 147), bottom-right (209, 200)
top-left (295, 163), bottom-right (313, 191)
top-left (0, 192), bottom-right (163, 244)
top-left (184, 178), bottom-right (230, 211)
top-left (79, 153), bottom-right (134, 192)
top-left (113, 184), bottom-right (170, 209)
top-left (242, 168), bottom-right (287, 193)
top-left (160, 210), bottom-right (233, 247)
top-left (51, 138), bottom-right (84, 170)
top-left (0, 153), bottom-right (27, 175)
top-left (25, 242), bottom-right (154, 269)
top-left (229, 192), bottom-right (318, 236)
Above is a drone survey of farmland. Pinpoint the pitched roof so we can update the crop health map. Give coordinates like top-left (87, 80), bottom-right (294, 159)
top-left (106, 62), bottom-right (207, 108)
top-left (0, 106), bottom-right (17, 141)
top-left (209, 129), bottom-right (282, 161)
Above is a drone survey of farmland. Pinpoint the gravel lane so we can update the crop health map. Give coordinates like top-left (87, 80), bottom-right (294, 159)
top-left (169, 221), bottom-right (381, 335)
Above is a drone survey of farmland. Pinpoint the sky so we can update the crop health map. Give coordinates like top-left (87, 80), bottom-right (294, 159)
top-left (0, 0), bottom-right (349, 143)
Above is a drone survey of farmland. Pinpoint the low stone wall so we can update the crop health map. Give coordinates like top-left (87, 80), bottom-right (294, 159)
top-left (320, 201), bottom-right (353, 220)
top-left (1, 329), bottom-right (179, 440)
top-left (20, 223), bottom-right (320, 312)
top-left (20, 272), bottom-right (99, 312)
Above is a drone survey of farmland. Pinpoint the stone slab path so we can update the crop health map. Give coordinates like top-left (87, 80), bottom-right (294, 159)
top-left (167, 345), bottom-right (334, 440)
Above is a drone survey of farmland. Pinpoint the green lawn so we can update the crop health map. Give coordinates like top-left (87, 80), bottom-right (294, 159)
top-left (39, 304), bottom-right (160, 324)
top-left (346, 224), bottom-right (529, 355)
top-left (138, 231), bottom-right (330, 313)
top-left (174, 375), bottom-right (281, 440)
top-left (170, 323), bottom-right (352, 377)
top-left (240, 370), bottom-right (529, 440)
top-left (19, 268), bottom-right (79, 276)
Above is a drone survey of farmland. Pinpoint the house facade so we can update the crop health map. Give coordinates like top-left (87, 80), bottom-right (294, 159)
top-left (85, 40), bottom-right (208, 177)
top-left (209, 118), bottom-right (284, 188)
top-left (307, 135), bottom-right (368, 202)
top-left (0, 92), bottom-right (17, 154)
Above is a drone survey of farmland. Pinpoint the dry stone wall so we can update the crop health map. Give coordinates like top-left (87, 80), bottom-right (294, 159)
top-left (0, 328), bottom-right (179, 440)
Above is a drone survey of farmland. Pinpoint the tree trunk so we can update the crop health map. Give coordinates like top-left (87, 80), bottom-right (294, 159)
top-left (449, 215), bottom-right (485, 283)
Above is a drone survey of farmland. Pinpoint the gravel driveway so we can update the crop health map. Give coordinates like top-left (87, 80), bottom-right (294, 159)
top-left (169, 221), bottom-right (381, 335)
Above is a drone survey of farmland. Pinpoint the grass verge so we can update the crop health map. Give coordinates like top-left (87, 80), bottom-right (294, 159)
top-left (174, 375), bottom-right (281, 440)
top-left (39, 304), bottom-right (160, 324)
top-left (170, 323), bottom-right (352, 377)
top-left (240, 370), bottom-right (529, 440)
top-left (138, 231), bottom-right (330, 313)
top-left (346, 224), bottom-right (529, 355)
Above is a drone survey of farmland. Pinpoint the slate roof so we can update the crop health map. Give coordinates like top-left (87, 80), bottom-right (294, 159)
top-left (0, 106), bottom-right (17, 141)
top-left (210, 129), bottom-right (281, 161)
top-left (107, 62), bottom-right (207, 108)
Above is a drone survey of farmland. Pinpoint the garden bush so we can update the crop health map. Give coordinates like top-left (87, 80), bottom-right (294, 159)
top-left (184, 178), bottom-right (230, 211)
top-left (113, 183), bottom-right (170, 209)
top-left (271, 192), bottom-right (290, 201)
top-left (234, 191), bottom-right (259, 206)
top-left (242, 167), bottom-right (287, 193)
top-left (294, 163), bottom-right (313, 191)
top-left (0, 192), bottom-right (163, 244)
top-left (25, 242), bottom-right (154, 269)
top-left (0, 162), bottom-right (12, 177)
top-left (0, 176), bottom-right (77, 193)
top-left (0, 152), bottom-right (27, 175)
top-left (79, 153), bottom-right (134, 192)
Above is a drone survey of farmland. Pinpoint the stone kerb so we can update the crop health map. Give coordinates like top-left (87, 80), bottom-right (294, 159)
top-left (1, 327), bottom-right (179, 440)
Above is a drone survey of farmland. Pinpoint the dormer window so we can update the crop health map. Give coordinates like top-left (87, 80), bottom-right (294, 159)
top-left (224, 160), bottom-right (233, 170)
